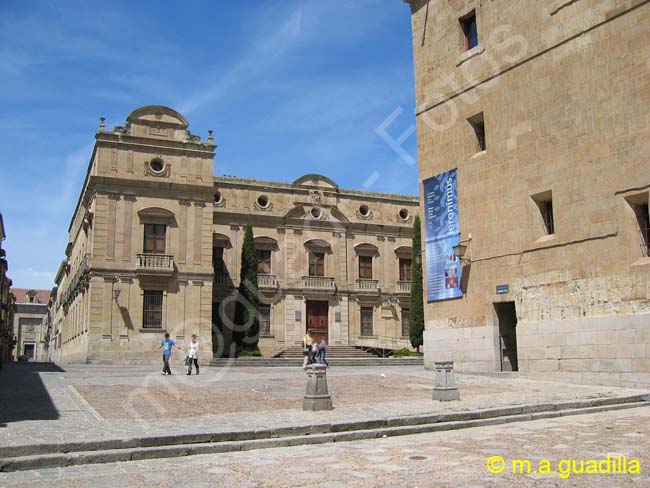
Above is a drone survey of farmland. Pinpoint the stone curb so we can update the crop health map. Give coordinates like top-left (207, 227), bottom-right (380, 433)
top-left (0, 394), bottom-right (648, 472)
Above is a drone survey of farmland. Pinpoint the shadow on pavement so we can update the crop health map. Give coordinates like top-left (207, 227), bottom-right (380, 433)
top-left (0, 362), bottom-right (65, 426)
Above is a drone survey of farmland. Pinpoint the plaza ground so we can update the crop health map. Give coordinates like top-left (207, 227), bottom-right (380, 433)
top-left (1, 406), bottom-right (649, 487)
top-left (1, 362), bottom-right (649, 486)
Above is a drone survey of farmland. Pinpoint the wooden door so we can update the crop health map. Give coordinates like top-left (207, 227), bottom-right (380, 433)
top-left (306, 301), bottom-right (329, 342)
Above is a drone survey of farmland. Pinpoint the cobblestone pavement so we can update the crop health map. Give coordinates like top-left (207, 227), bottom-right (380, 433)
top-left (2, 406), bottom-right (650, 487)
top-left (0, 362), bottom-right (647, 449)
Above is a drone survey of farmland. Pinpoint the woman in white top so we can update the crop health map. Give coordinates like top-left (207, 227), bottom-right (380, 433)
top-left (186, 334), bottom-right (199, 375)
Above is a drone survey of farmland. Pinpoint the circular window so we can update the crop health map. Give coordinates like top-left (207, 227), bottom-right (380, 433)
top-left (311, 207), bottom-right (322, 219)
top-left (149, 158), bottom-right (164, 173)
top-left (399, 209), bottom-right (410, 221)
top-left (359, 204), bottom-right (370, 217)
top-left (214, 191), bottom-right (223, 204)
top-left (257, 195), bottom-right (269, 208)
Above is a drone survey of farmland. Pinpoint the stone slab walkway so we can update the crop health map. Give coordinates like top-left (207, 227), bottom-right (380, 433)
top-left (2, 405), bottom-right (650, 487)
top-left (0, 362), bottom-right (647, 450)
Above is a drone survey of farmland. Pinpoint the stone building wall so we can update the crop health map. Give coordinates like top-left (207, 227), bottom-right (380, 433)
top-left (404, 0), bottom-right (650, 385)
top-left (53, 106), bottom-right (419, 363)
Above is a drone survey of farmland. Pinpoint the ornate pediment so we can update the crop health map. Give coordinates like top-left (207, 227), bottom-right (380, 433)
top-left (292, 174), bottom-right (338, 190)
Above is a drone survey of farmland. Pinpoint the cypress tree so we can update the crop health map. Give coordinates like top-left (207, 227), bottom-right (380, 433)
top-left (233, 224), bottom-right (259, 350)
top-left (409, 215), bottom-right (425, 352)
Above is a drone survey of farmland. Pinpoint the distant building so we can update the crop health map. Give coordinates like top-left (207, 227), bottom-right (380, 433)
top-left (403, 0), bottom-right (650, 385)
top-left (52, 105), bottom-right (418, 363)
top-left (11, 288), bottom-right (50, 361)
top-left (0, 213), bottom-right (15, 363)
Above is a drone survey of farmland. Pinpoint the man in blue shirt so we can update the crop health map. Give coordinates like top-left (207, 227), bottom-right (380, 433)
top-left (156, 333), bottom-right (180, 375)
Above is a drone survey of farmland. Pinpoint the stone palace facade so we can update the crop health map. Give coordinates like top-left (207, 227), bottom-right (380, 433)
top-left (403, 0), bottom-right (650, 386)
top-left (50, 106), bottom-right (418, 363)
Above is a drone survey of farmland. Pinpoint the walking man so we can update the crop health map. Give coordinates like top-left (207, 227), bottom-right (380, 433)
top-left (186, 334), bottom-right (200, 375)
top-left (156, 333), bottom-right (180, 375)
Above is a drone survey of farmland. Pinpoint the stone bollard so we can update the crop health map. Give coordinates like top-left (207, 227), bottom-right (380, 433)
top-left (303, 364), bottom-right (333, 411)
top-left (432, 361), bottom-right (460, 401)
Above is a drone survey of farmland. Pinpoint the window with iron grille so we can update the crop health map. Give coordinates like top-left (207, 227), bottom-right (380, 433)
top-left (309, 252), bottom-right (325, 277)
top-left (259, 304), bottom-right (271, 337)
top-left (143, 290), bottom-right (163, 328)
top-left (360, 307), bottom-right (374, 336)
top-left (401, 308), bottom-right (410, 337)
top-left (460, 11), bottom-right (478, 51)
top-left (256, 249), bottom-right (272, 274)
top-left (359, 256), bottom-right (373, 279)
top-left (144, 224), bottom-right (166, 254)
top-left (399, 258), bottom-right (412, 281)
top-left (212, 247), bottom-right (225, 274)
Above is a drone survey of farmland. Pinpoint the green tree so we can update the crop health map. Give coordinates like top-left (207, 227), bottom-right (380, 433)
top-left (409, 215), bottom-right (425, 352)
top-left (233, 224), bottom-right (260, 350)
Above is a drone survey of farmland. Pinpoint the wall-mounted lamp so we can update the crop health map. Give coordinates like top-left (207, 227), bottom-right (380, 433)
top-left (414, 234), bottom-right (473, 265)
top-left (113, 286), bottom-right (121, 303)
top-left (454, 235), bottom-right (473, 264)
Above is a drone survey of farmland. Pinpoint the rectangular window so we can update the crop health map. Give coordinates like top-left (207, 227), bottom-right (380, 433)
top-left (259, 304), bottom-right (271, 336)
top-left (144, 224), bottom-right (166, 254)
top-left (359, 256), bottom-right (373, 279)
top-left (212, 247), bottom-right (225, 275)
top-left (401, 308), bottom-right (410, 337)
top-left (532, 191), bottom-right (555, 236)
top-left (360, 307), bottom-right (374, 336)
top-left (309, 252), bottom-right (325, 277)
top-left (630, 201), bottom-right (650, 256)
top-left (460, 11), bottom-right (478, 51)
top-left (541, 200), bottom-right (555, 235)
top-left (143, 290), bottom-right (163, 328)
top-left (468, 113), bottom-right (486, 152)
top-left (399, 258), bottom-right (412, 281)
top-left (256, 249), bottom-right (272, 274)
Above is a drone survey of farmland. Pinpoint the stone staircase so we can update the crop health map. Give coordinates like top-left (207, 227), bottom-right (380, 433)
top-left (274, 345), bottom-right (378, 359)
top-left (210, 345), bottom-right (424, 367)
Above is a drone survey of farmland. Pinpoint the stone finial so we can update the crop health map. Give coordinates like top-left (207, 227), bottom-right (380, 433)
top-left (432, 361), bottom-right (460, 401)
top-left (208, 129), bottom-right (214, 143)
top-left (99, 117), bottom-right (106, 132)
top-left (303, 364), bottom-right (333, 411)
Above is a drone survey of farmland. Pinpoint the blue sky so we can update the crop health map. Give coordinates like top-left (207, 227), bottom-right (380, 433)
top-left (0, 0), bottom-right (418, 290)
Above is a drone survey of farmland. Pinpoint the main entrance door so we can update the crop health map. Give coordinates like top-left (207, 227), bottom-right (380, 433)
top-left (306, 301), bottom-right (329, 342)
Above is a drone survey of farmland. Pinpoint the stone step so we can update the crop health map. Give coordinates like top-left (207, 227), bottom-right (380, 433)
top-left (275, 345), bottom-right (381, 359)
top-left (1, 395), bottom-right (647, 472)
top-left (209, 357), bottom-right (424, 367)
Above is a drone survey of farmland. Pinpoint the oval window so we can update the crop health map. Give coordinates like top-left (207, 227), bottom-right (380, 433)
top-left (359, 204), bottom-right (370, 217)
top-left (257, 195), bottom-right (269, 208)
top-left (214, 191), bottom-right (223, 204)
top-left (311, 207), bottom-right (322, 219)
top-left (149, 158), bottom-right (164, 173)
top-left (399, 209), bottom-right (409, 220)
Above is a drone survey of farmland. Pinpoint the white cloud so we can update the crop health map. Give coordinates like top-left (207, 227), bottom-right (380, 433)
top-left (178, 5), bottom-right (304, 116)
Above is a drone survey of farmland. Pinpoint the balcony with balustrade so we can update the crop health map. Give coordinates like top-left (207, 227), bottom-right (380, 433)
top-left (258, 273), bottom-right (278, 289)
top-left (301, 275), bottom-right (336, 292)
top-left (213, 272), bottom-right (233, 289)
top-left (397, 280), bottom-right (412, 294)
top-left (355, 278), bottom-right (380, 295)
top-left (136, 254), bottom-right (174, 276)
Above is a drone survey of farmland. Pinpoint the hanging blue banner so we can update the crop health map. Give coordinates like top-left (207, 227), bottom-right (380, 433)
top-left (423, 170), bottom-right (462, 302)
